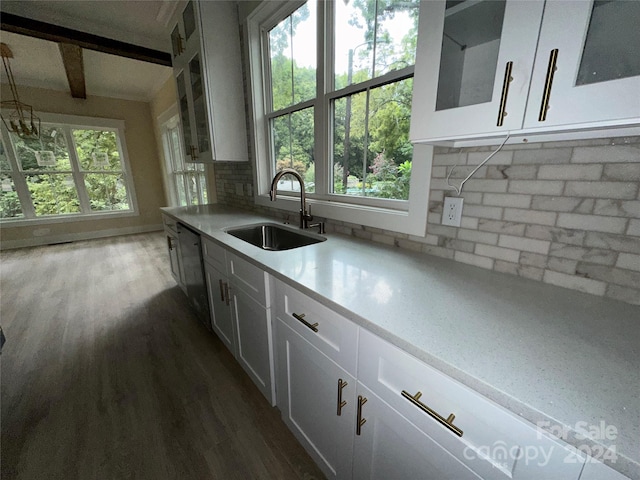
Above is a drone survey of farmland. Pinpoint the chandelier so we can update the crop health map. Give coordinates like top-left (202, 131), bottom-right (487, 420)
top-left (1, 42), bottom-right (40, 138)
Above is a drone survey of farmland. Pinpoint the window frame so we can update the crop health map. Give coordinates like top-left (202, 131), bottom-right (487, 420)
top-left (0, 112), bottom-right (139, 225)
top-left (246, 0), bottom-right (431, 236)
top-left (160, 113), bottom-right (208, 207)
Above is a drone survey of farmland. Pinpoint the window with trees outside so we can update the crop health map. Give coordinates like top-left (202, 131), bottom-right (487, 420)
top-left (161, 115), bottom-right (208, 207)
top-left (248, 0), bottom-right (431, 235)
top-left (0, 115), bottom-right (137, 222)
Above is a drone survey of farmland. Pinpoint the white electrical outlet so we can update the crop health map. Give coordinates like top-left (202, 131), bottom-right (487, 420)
top-left (442, 197), bottom-right (463, 227)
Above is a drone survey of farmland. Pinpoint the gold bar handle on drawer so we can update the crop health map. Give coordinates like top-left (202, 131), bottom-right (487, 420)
top-left (291, 312), bottom-right (319, 333)
top-left (337, 379), bottom-right (348, 416)
top-left (218, 279), bottom-right (225, 302)
top-left (356, 395), bottom-right (367, 435)
top-left (401, 390), bottom-right (463, 437)
top-left (538, 49), bottom-right (559, 122)
top-left (496, 61), bottom-right (514, 127)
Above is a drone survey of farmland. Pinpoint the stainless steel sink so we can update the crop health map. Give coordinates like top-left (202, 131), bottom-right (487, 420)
top-left (225, 223), bottom-right (326, 251)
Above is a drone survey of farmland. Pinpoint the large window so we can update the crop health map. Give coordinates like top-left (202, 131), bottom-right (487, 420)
top-left (0, 114), bottom-right (137, 222)
top-left (161, 115), bottom-right (208, 206)
top-left (267, 0), bottom-right (317, 194)
top-left (248, 0), bottom-right (431, 235)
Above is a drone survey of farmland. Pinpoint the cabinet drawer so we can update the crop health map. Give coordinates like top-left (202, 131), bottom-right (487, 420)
top-left (358, 329), bottom-right (585, 480)
top-left (201, 236), bottom-right (226, 273)
top-left (227, 252), bottom-right (270, 307)
top-left (162, 214), bottom-right (178, 235)
top-left (274, 279), bottom-right (358, 376)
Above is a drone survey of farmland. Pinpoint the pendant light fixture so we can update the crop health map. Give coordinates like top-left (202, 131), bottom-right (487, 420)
top-left (1, 42), bottom-right (41, 139)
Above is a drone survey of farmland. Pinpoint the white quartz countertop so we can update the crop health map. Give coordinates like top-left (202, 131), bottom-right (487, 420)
top-left (162, 205), bottom-right (640, 479)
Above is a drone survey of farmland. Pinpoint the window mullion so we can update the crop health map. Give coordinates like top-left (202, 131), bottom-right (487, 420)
top-left (65, 127), bottom-right (92, 213)
top-left (1, 128), bottom-right (36, 218)
top-left (314, 0), bottom-right (328, 196)
top-left (161, 128), bottom-right (177, 205)
top-left (182, 172), bottom-right (189, 205)
top-left (195, 172), bottom-right (203, 204)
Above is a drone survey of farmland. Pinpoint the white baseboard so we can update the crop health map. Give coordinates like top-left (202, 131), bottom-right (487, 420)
top-left (0, 224), bottom-right (164, 250)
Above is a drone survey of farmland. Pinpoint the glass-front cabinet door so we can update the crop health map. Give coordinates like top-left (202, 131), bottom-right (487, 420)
top-left (174, 58), bottom-right (213, 163)
top-left (189, 53), bottom-right (212, 162)
top-left (523, 0), bottom-right (640, 129)
top-left (176, 72), bottom-right (194, 160)
top-left (171, 1), bottom-right (198, 66)
top-left (181, 1), bottom-right (199, 53)
top-left (410, 0), bottom-right (544, 143)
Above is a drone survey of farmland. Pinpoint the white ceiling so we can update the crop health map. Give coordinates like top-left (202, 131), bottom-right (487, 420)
top-left (0, 0), bottom-right (182, 102)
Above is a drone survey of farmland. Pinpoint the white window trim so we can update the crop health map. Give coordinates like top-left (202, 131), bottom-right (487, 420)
top-left (159, 111), bottom-right (209, 207)
top-left (0, 112), bottom-right (139, 226)
top-left (244, 1), bottom-right (431, 236)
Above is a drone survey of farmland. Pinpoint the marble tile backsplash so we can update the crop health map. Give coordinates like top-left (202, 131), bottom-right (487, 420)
top-left (214, 136), bottom-right (640, 306)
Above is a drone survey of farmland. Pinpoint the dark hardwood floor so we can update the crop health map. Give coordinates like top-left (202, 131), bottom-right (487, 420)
top-left (0, 232), bottom-right (324, 480)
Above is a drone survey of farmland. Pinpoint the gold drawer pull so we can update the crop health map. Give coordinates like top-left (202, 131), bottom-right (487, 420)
top-left (496, 61), bottom-right (513, 127)
top-left (538, 48), bottom-right (559, 122)
top-left (337, 379), bottom-right (348, 416)
top-left (291, 312), bottom-right (319, 333)
top-left (401, 390), bottom-right (463, 437)
top-left (356, 395), bottom-right (367, 435)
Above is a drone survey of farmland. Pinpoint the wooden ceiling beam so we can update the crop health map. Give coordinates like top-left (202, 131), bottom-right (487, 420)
top-left (0, 12), bottom-right (171, 67)
top-left (58, 43), bottom-right (86, 99)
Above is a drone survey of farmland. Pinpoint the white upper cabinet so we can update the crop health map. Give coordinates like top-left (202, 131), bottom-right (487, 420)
top-left (411, 0), bottom-right (544, 142)
top-left (410, 0), bottom-right (640, 146)
top-left (524, 0), bottom-right (640, 131)
top-left (170, 1), bottom-right (248, 163)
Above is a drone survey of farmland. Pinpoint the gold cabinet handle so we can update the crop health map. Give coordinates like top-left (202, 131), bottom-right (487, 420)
top-left (496, 61), bottom-right (514, 127)
top-left (401, 390), bottom-right (463, 437)
top-left (356, 395), bottom-right (367, 435)
top-left (337, 379), bottom-right (348, 416)
top-left (218, 279), bottom-right (225, 302)
top-left (291, 312), bottom-right (319, 333)
top-left (223, 282), bottom-right (230, 306)
top-left (538, 49), bottom-right (559, 122)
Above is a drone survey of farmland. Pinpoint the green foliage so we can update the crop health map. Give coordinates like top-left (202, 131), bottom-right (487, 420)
top-left (0, 190), bottom-right (22, 218)
top-left (2, 127), bottom-right (129, 219)
top-left (72, 130), bottom-right (120, 171)
top-left (267, 0), bottom-right (419, 201)
top-left (27, 174), bottom-right (81, 215)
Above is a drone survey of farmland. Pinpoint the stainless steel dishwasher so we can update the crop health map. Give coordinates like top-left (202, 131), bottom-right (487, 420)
top-left (177, 222), bottom-right (211, 329)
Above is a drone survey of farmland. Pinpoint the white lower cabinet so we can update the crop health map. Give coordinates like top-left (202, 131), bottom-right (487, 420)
top-left (274, 277), bottom-right (359, 479)
top-left (357, 329), bottom-right (586, 480)
top-left (352, 383), bottom-right (481, 480)
top-left (276, 319), bottom-right (355, 479)
top-left (203, 261), bottom-right (234, 353)
top-left (232, 287), bottom-right (274, 403)
top-left (201, 238), bottom-right (275, 405)
top-left (274, 284), bottom-right (589, 480)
